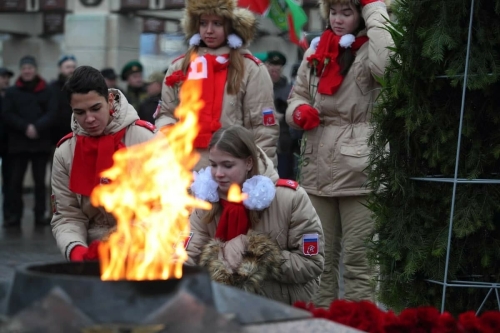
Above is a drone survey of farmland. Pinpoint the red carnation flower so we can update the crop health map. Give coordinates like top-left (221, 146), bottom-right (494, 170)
top-left (415, 307), bottom-right (441, 331)
top-left (384, 310), bottom-right (409, 333)
top-left (458, 311), bottom-right (483, 333)
top-left (165, 70), bottom-right (186, 87)
top-left (306, 54), bottom-right (322, 67)
top-left (354, 301), bottom-right (386, 333)
top-left (323, 52), bottom-right (337, 65)
top-left (398, 308), bottom-right (419, 328)
top-left (293, 301), bottom-right (308, 311)
top-left (480, 311), bottom-right (500, 333)
top-left (327, 300), bottom-right (386, 333)
top-left (296, 299), bottom-right (500, 333)
top-left (312, 307), bottom-right (330, 319)
top-left (433, 312), bottom-right (461, 333)
top-left (328, 300), bottom-right (358, 327)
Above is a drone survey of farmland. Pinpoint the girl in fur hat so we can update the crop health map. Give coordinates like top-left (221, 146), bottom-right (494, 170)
top-left (187, 125), bottom-right (324, 305)
top-left (156, 0), bottom-right (279, 171)
top-left (285, 0), bottom-right (394, 306)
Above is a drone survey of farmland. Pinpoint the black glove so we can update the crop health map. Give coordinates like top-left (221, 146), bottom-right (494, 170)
top-left (274, 98), bottom-right (288, 114)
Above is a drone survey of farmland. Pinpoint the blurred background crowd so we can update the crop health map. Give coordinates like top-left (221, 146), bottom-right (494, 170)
top-left (0, 0), bottom-right (391, 229)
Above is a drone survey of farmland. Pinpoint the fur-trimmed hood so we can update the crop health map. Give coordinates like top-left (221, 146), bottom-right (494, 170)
top-left (70, 89), bottom-right (139, 136)
top-left (182, 0), bottom-right (256, 46)
top-left (199, 231), bottom-right (283, 294)
top-left (319, 0), bottom-right (361, 19)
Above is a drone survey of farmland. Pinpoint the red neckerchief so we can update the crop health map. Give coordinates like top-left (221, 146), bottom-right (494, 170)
top-left (308, 29), bottom-right (369, 95)
top-left (189, 54), bottom-right (229, 148)
top-left (215, 199), bottom-right (250, 242)
top-left (69, 128), bottom-right (127, 196)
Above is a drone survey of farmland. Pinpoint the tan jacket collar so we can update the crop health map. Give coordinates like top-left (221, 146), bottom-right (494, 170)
top-left (71, 89), bottom-right (139, 136)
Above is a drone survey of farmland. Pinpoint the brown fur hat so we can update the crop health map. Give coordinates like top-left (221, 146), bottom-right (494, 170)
top-left (319, 0), bottom-right (361, 20)
top-left (182, 0), bottom-right (257, 45)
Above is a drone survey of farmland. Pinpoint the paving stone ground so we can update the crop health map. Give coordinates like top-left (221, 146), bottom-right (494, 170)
top-left (0, 192), bottom-right (62, 314)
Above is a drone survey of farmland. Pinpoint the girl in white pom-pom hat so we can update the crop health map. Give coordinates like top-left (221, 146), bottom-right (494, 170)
top-left (157, 0), bottom-right (279, 171)
top-left (187, 125), bottom-right (324, 305)
top-left (285, 0), bottom-right (393, 306)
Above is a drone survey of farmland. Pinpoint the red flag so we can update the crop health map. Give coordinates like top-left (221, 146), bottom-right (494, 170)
top-left (238, 0), bottom-right (270, 15)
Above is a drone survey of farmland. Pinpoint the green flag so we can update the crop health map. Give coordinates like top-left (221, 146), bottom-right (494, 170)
top-left (267, 0), bottom-right (308, 44)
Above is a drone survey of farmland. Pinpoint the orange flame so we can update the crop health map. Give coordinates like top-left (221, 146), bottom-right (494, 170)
top-left (227, 184), bottom-right (248, 203)
top-left (90, 76), bottom-right (210, 281)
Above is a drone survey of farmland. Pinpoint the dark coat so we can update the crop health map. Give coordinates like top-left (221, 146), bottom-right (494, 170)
top-left (138, 94), bottom-right (160, 124)
top-left (0, 95), bottom-right (7, 156)
top-left (49, 75), bottom-right (73, 145)
top-left (125, 85), bottom-right (148, 111)
top-left (0, 94), bottom-right (7, 155)
top-left (2, 76), bottom-right (57, 154)
top-left (274, 77), bottom-right (293, 153)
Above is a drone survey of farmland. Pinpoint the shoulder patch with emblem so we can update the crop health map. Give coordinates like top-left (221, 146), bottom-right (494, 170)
top-left (56, 132), bottom-right (74, 148)
top-left (243, 54), bottom-right (262, 65)
top-left (276, 179), bottom-right (299, 190)
top-left (302, 234), bottom-right (319, 256)
top-left (262, 109), bottom-right (276, 126)
top-left (184, 232), bottom-right (194, 249)
top-left (134, 119), bottom-right (156, 133)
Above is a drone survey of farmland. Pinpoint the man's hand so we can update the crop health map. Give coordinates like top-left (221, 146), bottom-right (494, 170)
top-left (26, 124), bottom-right (38, 139)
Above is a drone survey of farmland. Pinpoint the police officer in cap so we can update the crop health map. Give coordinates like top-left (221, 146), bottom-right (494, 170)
top-left (265, 51), bottom-right (294, 179)
top-left (120, 60), bottom-right (147, 110)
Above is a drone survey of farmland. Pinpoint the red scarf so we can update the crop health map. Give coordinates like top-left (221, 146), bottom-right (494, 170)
top-left (215, 199), bottom-right (250, 242)
top-left (189, 54), bottom-right (229, 148)
top-left (308, 29), bottom-right (369, 95)
top-left (69, 128), bottom-right (127, 196)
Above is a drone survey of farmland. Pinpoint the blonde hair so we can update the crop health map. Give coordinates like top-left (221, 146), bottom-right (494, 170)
top-left (201, 126), bottom-right (261, 225)
top-left (181, 18), bottom-right (244, 95)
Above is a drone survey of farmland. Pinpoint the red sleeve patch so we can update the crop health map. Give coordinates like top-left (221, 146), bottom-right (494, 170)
top-left (276, 179), bottom-right (299, 190)
top-left (243, 54), bottom-right (262, 65)
top-left (303, 234), bottom-right (319, 256)
top-left (135, 119), bottom-right (156, 133)
top-left (56, 132), bottom-right (73, 148)
top-left (263, 109), bottom-right (276, 126)
top-left (184, 232), bottom-right (194, 249)
top-left (175, 232), bottom-right (193, 250)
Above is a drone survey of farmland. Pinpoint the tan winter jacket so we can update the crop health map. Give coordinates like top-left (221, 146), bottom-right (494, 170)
top-left (51, 90), bottom-right (156, 260)
top-left (286, 2), bottom-right (394, 197)
top-left (187, 148), bottom-right (325, 305)
top-left (157, 46), bottom-right (279, 170)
